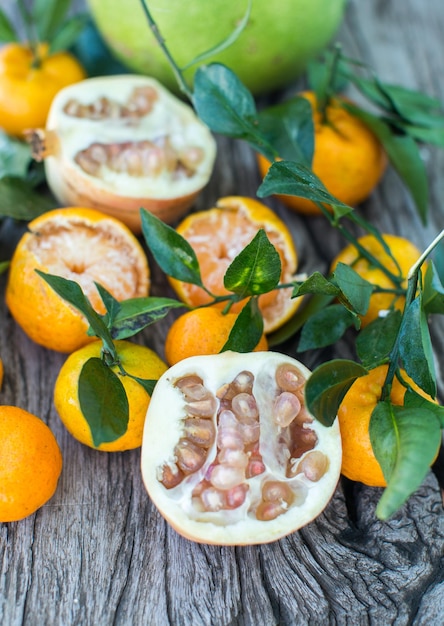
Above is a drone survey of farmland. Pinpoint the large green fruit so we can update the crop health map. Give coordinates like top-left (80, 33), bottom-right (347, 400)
top-left (86, 0), bottom-right (347, 95)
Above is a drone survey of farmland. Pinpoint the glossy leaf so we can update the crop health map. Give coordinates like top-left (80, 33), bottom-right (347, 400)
top-left (376, 81), bottom-right (444, 127)
top-left (292, 272), bottom-right (340, 297)
top-left (140, 208), bottom-right (204, 287)
top-left (345, 105), bottom-right (428, 224)
top-left (370, 402), bottom-right (442, 519)
top-left (404, 388), bottom-right (444, 428)
top-left (110, 297), bottom-right (185, 339)
top-left (49, 14), bottom-right (89, 54)
top-left (257, 160), bottom-right (352, 219)
top-left (399, 123), bottom-right (444, 148)
top-left (305, 359), bottom-right (368, 427)
top-left (33, 0), bottom-right (71, 41)
top-left (333, 262), bottom-right (373, 315)
top-left (224, 229), bottom-right (281, 297)
top-left (398, 296), bottom-right (436, 398)
top-left (422, 262), bottom-right (444, 315)
top-left (256, 97), bottom-right (314, 164)
top-left (222, 297), bottom-right (264, 353)
top-left (78, 357), bottom-right (129, 447)
top-left (298, 304), bottom-right (357, 351)
top-left (0, 177), bottom-right (55, 219)
top-left (35, 271), bottom-right (115, 354)
top-left (0, 133), bottom-right (31, 179)
top-left (124, 374), bottom-right (157, 396)
top-left (267, 294), bottom-right (334, 347)
top-left (356, 310), bottom-right (402, 368)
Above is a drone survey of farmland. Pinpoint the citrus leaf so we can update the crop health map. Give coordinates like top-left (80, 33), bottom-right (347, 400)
top-left (94, 283), bottom-right (121, 327)
top-left (0, 132), bottom-right (32, 179)
top-left (49, 14), bottom-right (89, 54)
top-left (0, 260), bottom-right (9, 274)
top-left (267, 294), bottom-right (334, 347)
top-left (124, 374), bottom-right (157, 396)
top-left (110, 297), bottom-right (185, 339)
top-left (78, 357), bottom-right (129, 447)
top-left (193, 63), bottom-right (257, 137)
top-left (345, 105), bottom-right (428, 224)
top-left (256, 96), bottom-right (314, 164)
top-left (305, 359), bottom-right (368, 427)
top-left (375, 81), bottom-right (444, 128)
top-left (356, 310), bottom-right (402, 368)
top-left (140, 208), bottom-right (204, 287)
top-left (182, 0), bottom-right (252, 70)
top-left (33, 0), bottom-right (71, 42)
top-left (370, 402), bottom-right (442, 520)
top-left (398, 123), bottom-right (444, 148)
top-left (298, 304), bottom-right (357, 352)
top-left (398, 295), bottom-right (436, 398)
top-left (224, 229), bottom-right (281, 297)
top-left (0, 9), bottom-right (18, 42)
top-left (222, 297), bottom-right (264, 353)
top-left (0, 177), bottom-right (55, 220)
top-left (422, 262), bottom-right (444, 315)
top-left (35, 271), bottom-right (115, 354)
top-left (257, 160), bottom-right (353, 218)
top-left (292, 272), bottom-right (340, 297)
top-left (404, 388), bottom-right (444, 428)
top-left (333, 262), bottom-right (373, 315)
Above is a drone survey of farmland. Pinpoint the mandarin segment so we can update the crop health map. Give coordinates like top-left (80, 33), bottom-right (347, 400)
top-left (169, 196), bottom-right (301, 333)
top-left (5, 207), bottom-right (150, 353)
top-left (141, 352), bottom-right (342, 545)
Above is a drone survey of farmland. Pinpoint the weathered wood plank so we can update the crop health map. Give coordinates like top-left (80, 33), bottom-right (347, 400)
top-left (1, 1), bottom-right (444, 625)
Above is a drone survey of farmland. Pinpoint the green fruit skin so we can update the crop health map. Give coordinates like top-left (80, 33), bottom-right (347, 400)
top-left (86, 0), bottom-right (347, 95)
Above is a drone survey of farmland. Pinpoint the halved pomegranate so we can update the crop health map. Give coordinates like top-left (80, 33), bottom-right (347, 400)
top-left (141, 351), bottom-right (342, 545)
top-left (27, 75), bottom-right (217, 232)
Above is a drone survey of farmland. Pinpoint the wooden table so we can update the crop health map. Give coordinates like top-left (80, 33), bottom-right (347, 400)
top-left (1, 1), bottom-right (444, 624)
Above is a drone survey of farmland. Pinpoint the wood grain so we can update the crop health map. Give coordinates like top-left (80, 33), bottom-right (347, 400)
top-left (1, 1), bottom-right (444, 624)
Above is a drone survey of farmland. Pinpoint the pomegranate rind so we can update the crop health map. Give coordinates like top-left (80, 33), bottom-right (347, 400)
top-left (39, 75), bottom-right (217, 232)
top-left (141, 351), bottom-right (341, 545)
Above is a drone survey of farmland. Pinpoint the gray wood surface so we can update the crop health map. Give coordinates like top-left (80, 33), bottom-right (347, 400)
top-left (1, 1), bottom-right (444, 624)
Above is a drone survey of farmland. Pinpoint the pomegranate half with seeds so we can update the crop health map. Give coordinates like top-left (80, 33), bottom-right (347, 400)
top-left (141, 351), bottom-right (342, 545)
top-left (27, 75), bottom-right (217, 232)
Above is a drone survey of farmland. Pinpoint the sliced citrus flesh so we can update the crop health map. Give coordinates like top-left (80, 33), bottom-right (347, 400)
top-left (141, 351), bottom-right (342, 545)
top-left (6, 207), bottom-right (150, 353)
top-left (169, 196), bottom-right (301, 333)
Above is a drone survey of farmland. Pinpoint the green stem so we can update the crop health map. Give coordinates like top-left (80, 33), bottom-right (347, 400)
top-left (139, 0), bottom-right (194, 101)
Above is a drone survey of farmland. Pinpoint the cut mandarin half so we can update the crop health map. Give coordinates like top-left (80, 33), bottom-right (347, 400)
top-left (169, 196), bottom-right (302, 333)
top-left (141, 351), bottom-right (342, 545)
top-left (6, 207), bottom-right (150, 353)
top-left (27, 74), bottom-right (217, 232)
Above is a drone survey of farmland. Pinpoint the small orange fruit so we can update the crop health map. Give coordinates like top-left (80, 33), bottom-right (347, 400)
top-left (54, 339), bottom-right (168, 451)
top-left (257, 91), bottom-right (387, 215)
top-left (6, 207), bottom-right (150, 353)
top-left (0, 405), bottom-right (63, 522)
top-left (0, 42), bottom-right (86, 137)
top-left (168, 196), bottom-right (301, 333)
top-left (330, 233), bottom-right (422, 327)
top-left (164, 307), bottom-right (268, 366)
top-left (338, 364), bottom-right (436, 487)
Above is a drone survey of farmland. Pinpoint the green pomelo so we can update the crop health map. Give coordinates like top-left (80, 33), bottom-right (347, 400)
top-left (86, 0), bottom-right (347, 95)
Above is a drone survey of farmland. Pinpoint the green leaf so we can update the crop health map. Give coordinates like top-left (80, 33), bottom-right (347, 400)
top-left (376, 81), bottom-right (444, 128)
top-left (257, 160), bottom-right (353, 219)
top-left (49, 14), bottom-right (89, 54)
top-left (182, 0), bottom-right (252, 70)
top-left (398, 295), bottom-right (436, 398)
top-left (267, 294), bottom-right (334, 347)
top-left (78, 357), bottom-right (129, 447)
top-left (307, 49), bottom-right (349, 106)
top-left (94, 283), bottom-right (121, 328)
top-left (0, 9), bottom-right (18, 42)
top-left (124, 374), bottom-right (157, 396)
top-left (399, 123), bottom-right (444, 148)
top-left (0, 177), bottom-right (55, 220)
top-left (193, 63), bottom-right (258, 137)
top-left (33, 0), bottom-right (71, 42)
top-left (423, 261), bottom-right (444, 315)
top-left (36, 271), bottom-right (115, 354)
top-left (140, 208), bottom-right (204, 287)
top-left (356, 310), bottom-right (402, 368)
top-left (404, 388), bottom-right (444, 428)
top-left (222, 297), bottom-right (264, 353)
top-left (223, 229), bottom-right (281, 298)
top-left (256, 97), bottom-right (314, 164)
top-left (305, 359), bottom-right (368, 427)
top-left (298, 304), bottom-right (357, 351)
top-left (0, 260), bottom-right (9, 274)
top-left (345, 105), bottom-right (428, 224)
top-left (333, 262), bottom-right (373, 315)
top-left (110, 297), bottom-right (185, 339)
top-left (292, 272), bottom-right (340, 297)
top-left (370, 402), bottom-right (442, 519)
top-left (0, 133), bottom-right (32, 179)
